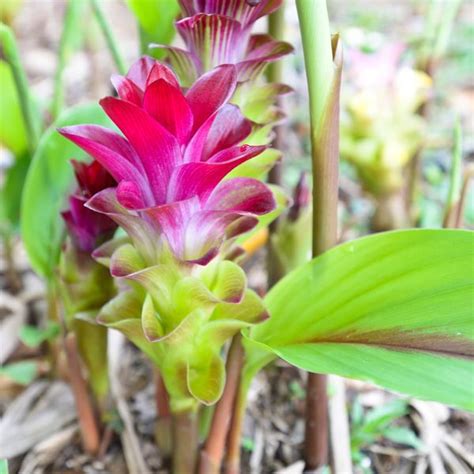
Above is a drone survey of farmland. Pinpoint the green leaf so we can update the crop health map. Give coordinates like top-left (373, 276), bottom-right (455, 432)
top-left (0, 361), bottom-right (37, 385)
top-left (124, 0), bottom-right (180, 57)
top-left (19, 322), bottom-right (60, 348)
top-left (242, 437), bottom-right (255, 452)
top-left (249, 229), bottom-right (474, 410)
top-left (21, 103), bottom-right (112, 279)
top-left (362, 399), bottom-right (407, 433)
top-left (0, 24), bottom-right (41, 152)
top-left (289, 380), bottom-right (306, 399)
top-left (0, 458), bottom-right (8, 474)
top-left (51, 0), bottom-right (87, 118)
top-left (383, 426), bottom-right (424, 450)
top-left (0, 60), bottom-right (28, 155)
top-left (0, 154), bottom-right (29, 234)
top-left (350, 397), bottom-right (364, 428)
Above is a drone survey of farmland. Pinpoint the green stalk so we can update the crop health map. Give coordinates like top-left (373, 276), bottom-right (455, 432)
top-left (296, 0), bottom-right (342, 470)
top-left (296, 0), bottom-right (334, 136)
top-left (443, 122), bottom-right (463, 228)
top-left (0, 23), bottom-right (39, 153)
top-left (456, 166), bottom-right (474, 229)
top-left (418, 0), bottom-right (443, 70)
top-left (266, 4), bottom-right (286, 287)
top-left (266, 6), bottom-right (285, 86)
top-left (51, 0), bottom-right (86, 119)
top-left (432, 0), bottom-right (462, 62)
top-left (89, 0), bottom-right (127, 75)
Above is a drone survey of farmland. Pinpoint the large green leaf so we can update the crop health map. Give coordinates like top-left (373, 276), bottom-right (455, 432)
top-left (248, 229), bottom-right (474, 410)
top-left (124, 0), bottom-right (180, 57)
top-left (21, 103), bottom-right (111, 279)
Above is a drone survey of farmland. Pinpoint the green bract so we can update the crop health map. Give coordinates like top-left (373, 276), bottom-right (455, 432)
top-left (59, 243), bottom-right (115, 403)
top-left (246, 229), bottom-right (474, 410)
top-left (98, 248), bottom-right (267, 412)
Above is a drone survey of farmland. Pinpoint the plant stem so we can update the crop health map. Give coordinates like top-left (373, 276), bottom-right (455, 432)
top-left (89, 0), bottom-right (127, 75)
top-left (3, 235), bottom-right (22, 293)
top-left (51, 0), bottom-right (85, 119)
top-left (304, 374), bottom-right (329, 470)
top-left (431, 0), bottom-right (462, 62)
top-left (0, 23), bottom-right (39, 153)
top-left (172, 410), bottom-right (198, 474)
top-left (199, 336), bottom-right (244, 474)
top-left (443, 122), bottom-right (463, 228)
top-left (453, 165), bottom-right (474, 229)
top-left (74, 319), bottom-right (109, 415)
top-left (296, 0), bottom-right (334, 134)
top-left (46, 282), bottom-right (62, 376)
top-left (372, 192), bottom-right (410, 232)
top-left (64, 332), bottom-right (101, 456)
top-left (296, 0), bottom-right (341, 470)
top-left (224, 380), bottom-right (248, 474)
top-left (155, 369), bottom-right (172, 459)
top-left (266, 3), bottom-right (286, 287)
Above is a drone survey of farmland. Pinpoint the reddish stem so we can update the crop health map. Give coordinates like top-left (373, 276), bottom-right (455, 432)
top-left (64, 332), bottom-right (101, 456)
top-left (156, 369), bottom-right (171, 417)
top-left (199, 336), bottom-right (244, 474)
top-left (155, 369), bottom-right (172, 458)
top-left (224, 385), bottom-right (246, 474)
top-left (304, 373), bottom-right (329, 469)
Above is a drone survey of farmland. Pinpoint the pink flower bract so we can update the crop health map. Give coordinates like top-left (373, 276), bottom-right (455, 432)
top-left (59, 58), bottom-right (275, 264)
top-left (62, 160), bottom-right (117, 253)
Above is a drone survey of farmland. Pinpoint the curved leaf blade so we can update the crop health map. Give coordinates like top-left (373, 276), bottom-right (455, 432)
top-left (0, 59), bottom-right (28, 154)
top-left (250, 229), bottom-right (474, 410)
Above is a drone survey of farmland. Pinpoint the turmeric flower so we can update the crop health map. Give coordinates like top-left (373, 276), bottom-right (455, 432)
top-left (59, 57), bottom-right (275, 264)
top-left (154, 0), bottom-right (293, 84)
top-left (59, 57), bottom-right (275, 409)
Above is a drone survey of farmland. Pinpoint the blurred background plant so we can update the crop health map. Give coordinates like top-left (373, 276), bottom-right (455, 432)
top-left (350, 398), bottom-right (423, 473)
top-left (340, 36), bottom-right (431, 231)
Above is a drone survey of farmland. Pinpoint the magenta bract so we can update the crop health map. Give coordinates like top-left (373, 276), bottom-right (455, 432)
top-left (62, 160), bottom-right (117, 253)
top-left (59, 58), bottom-right (275, 264)
top-left (154, 0), bottom-right (292, 84)
top-left (178, 0), bottom-right (283, 26)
